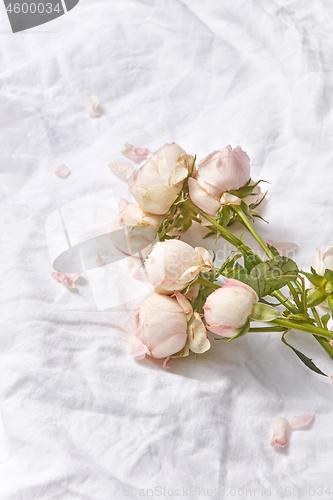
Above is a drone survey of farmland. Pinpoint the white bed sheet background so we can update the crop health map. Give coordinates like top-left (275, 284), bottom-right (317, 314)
top-left (1, 0), bottom-right (333, 498)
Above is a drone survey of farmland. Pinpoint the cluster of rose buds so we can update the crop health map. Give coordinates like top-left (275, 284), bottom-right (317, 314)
top-left (110, 141), bottom-right (333, 374)
top-left (129, 239), bottom-right (261, 362)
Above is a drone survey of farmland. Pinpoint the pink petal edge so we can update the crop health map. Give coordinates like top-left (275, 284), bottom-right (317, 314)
top-left (120, 142), bottom-right (149, 163)
top-left (290, 413), bottom-right (314, 430)
top-left (270, 417), bottom-right (289, 448)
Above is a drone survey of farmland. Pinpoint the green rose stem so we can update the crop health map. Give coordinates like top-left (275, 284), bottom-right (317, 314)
top-left (269, 318), bottom-right (332, 340)
top-left (230, 203), bottom-right (301, 314)
top-left (196, 276), bottom-right (219, 290)
top-left (185, 200), bottom-right (298, 314)
top-left (311, 307), bottom-right (333, 358)
top-left (186, 200), bottom-right (241, 248)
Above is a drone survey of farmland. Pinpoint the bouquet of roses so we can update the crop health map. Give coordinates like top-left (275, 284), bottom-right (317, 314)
top-left (113, 142), bottom-right (333, 375)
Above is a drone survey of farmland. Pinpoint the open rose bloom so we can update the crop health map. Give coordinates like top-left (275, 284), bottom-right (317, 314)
top-left (188, 145), bottom-right (251, 216)
top-left (129, 142), bottom-right (194, 215)
top-left (204, 279), bottom-right (258, 337)
top-left (145, 240), bottom-right (213, 294)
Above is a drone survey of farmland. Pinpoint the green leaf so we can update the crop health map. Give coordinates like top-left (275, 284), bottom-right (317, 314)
top-left (219, 206), bottom-right (231, 227)
top-left (301, 270), bottom-right (326, 288)
top-left (249, 189), bottom-right (268, 210)
top-left (226, 267), bottom-right (249, 285)
top-left (248, 256), bottom-right (299, 298)
top-left (324, 269), bottom-right (333, 282)
top-left (281, 335), bottom-right (328, 377)
top-left (216, 253), bottom-right (242, 276)
top-left (225, 318), bottom-right (250, 344)
top-left (306, 288), bottom-right (328, 308)
top-left (229, 179), bottom-right (265, 199)
top-left (203, 230), bottom-right (216, 239)
top-left (219, 252), bottom-right (242, 274)
top-left (321, 313), bottom-right (331, 329)
top-left (241, 248), bottom-right (262, 273)
top-left (250, 303), bottom-right (281, 322)
top-left (250, 210), bottom-right (269, 223)
top-left (266, 244), bottom-right (280, 258)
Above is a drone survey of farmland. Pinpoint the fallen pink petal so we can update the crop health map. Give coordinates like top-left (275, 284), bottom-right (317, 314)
top-left (95, 253), bottom-right (105, 267)
top-left (109, 161), bottom-right (135, 181)
top-left (263, 239), bottom-right (298, 257)
top-left (120, 142), bottom-right (149, 162)
top-left (290, 413), bottom-right (314, 430)
top-left (270, 417), bottom-right (289, 448)
top-left (87, 94), bottom-right (102, 118)
top-left (55, 164), bottom-right (70, 178)
top-left (51, 272), bottom-right (80, 289)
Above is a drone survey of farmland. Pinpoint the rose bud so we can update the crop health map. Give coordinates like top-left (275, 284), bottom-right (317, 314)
top-left (129, 142), bottom-right (194, 215)
top-left (145, 240), bottom-right (213, 294)
top-left (129, 294), bottom-right (188, 359)
top-left (188, 145), bottom-right (251, 216)
top-left (204, 279), bottom-right (258, 337)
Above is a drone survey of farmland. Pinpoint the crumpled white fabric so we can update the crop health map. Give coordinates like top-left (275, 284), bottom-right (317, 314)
top-left (1, 0), bottom-right (333, 498)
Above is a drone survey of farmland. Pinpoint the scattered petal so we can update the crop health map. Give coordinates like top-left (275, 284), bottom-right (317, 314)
top-left (290, 413), bottom-right (314, 430)
top-left (96, 253), bottom-right (105, 267)
top-left (263, 239), bottom-right (298, 258)
top-left (55, 164), bottom-right (70, 178)
top-left (270, 417), bottom-right (289, 447)
top-left (51, 272), bottom-right (80, 289)
top-left (109, 161), bottom-right (135, 181)
top-left (87, 94), bottom-right (102, 118)
top-left (121, 142), bottom-right (149, 163)
top-left (163, 356), bottom-right (171, 370)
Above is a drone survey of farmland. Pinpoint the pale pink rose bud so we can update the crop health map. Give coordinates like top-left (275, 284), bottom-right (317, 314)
top-left (128, 142), bottom-right (194, 215)
top-left (188, 145), bottom-right (251, 216)
top-left (145, 240), bottom-right (213, 294)
top-left (270, 417), bottom-right (289, 447)
top-left (129, 294), bottom-right (188, 359)
top-left (203, 279), bottom-right (258, 337)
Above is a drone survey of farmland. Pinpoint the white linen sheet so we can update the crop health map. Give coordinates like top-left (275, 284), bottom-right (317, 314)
top-left (1, 0), bottom-right (333, 498)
